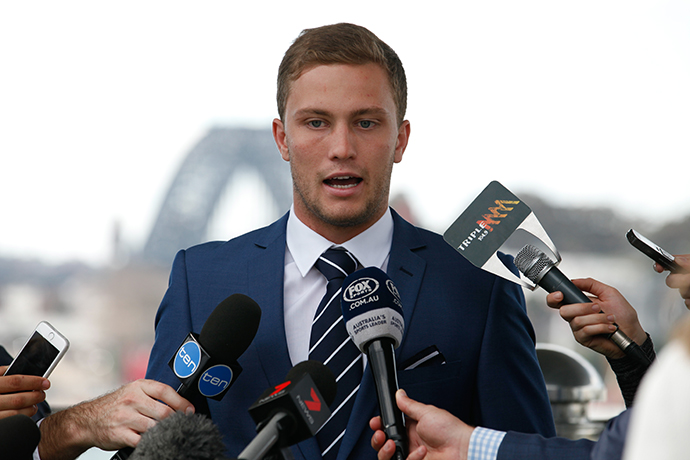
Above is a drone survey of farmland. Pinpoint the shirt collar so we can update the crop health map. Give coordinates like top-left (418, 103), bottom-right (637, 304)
top-left (286, 206), bottom-right (394, 277)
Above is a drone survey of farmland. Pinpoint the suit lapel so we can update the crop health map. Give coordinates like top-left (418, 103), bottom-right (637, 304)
top-left (246, 213), bottom-right (322, 460)
top-left (336, 210), bottom-right (427, 460)
top-left (247, 214), bottom-right (293, 394)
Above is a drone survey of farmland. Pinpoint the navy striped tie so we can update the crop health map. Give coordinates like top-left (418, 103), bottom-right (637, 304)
top-left (309, 247), bottom-right (362, 460)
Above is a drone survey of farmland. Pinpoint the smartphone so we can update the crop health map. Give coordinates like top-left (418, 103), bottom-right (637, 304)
top-left (3, 321), bottom-right (70, 378)
top-left (626, 229), bottom-right (682, 273)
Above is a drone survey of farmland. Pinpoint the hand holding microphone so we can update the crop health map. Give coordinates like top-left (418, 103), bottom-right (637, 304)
top-left (111, 294), bottom-right (261, 460)
top-left (340, 267), bottom-right (407, 460)
top-left (515, 245), bottom-right (651, 365)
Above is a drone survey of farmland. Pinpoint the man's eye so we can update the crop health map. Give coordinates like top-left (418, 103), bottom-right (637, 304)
top-left (308, 120), bottom-right (323, 128)
top-left (359, 120), bottom-right (374, 129)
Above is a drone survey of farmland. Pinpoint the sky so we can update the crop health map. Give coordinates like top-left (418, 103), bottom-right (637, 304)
top-left (1, 1), bottom-right (688, 266)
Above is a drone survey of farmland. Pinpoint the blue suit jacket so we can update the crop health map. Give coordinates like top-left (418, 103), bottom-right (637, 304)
top-left (145, 210), bottom-right (555, 459)
top-left (499, 409), bottom-right (631, 460)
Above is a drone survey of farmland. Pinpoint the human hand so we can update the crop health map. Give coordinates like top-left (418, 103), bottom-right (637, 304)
top-left (0, 366), bottom-right (50, 419)
top-left (370, 389), bottom-right (472, 460)
top-left (38, 379), bottom-right (194, 460)
top-left (546, 278), bottom-right (647, 359)
top-left (654, 255), bottom-right (690, 308)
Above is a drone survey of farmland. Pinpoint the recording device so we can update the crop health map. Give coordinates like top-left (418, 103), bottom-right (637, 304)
top-left (340, 267), bottom-right (407, 460)
top-left (112, 293), bottom-right (262, 460)
top-left (129, 412), bottom-right (227, 460)
top-left (0, 414), bottom-right (42, 460)
top-left (4, 321), bottom-right (69, 378)
top-left (239, 360), bottom-right (336, 460)
top-left (626, 229), bottom-right (682, 273)
top-left (515, 244), bottom-right (651, 366)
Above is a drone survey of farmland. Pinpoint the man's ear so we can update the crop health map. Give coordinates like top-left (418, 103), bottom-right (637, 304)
top-left (272, 118), bottom-right (290, 162)
top-left (394, 120), bottom-right (411, 163)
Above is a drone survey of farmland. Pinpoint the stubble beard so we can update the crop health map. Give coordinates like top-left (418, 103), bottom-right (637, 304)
top-left (289, 158), bottom-right (394, 230)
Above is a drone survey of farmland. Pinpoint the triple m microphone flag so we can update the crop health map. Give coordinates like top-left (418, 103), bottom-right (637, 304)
top-left (443, 180), bottom-right (559, 290)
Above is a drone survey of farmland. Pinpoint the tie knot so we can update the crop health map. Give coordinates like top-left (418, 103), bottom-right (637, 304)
top-left (315, 248), bottom-right (357, 282)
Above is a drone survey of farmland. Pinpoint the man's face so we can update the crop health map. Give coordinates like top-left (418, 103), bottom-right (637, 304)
top-left (273, 63), bottom-right (410, 243)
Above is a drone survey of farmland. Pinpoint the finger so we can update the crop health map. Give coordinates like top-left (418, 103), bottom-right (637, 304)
top-left (138, 380), bottom-right (194, 416)
top-left (395, 389), bottom-right (432, 422)
top-left (673, 255), bottom-right (690, 272)
top-left (407, 446), bottom-right (428, 460)
top-left (570, 278), bottom-right (614, 299)
top-left (0, 403), bottom-right (40, 419)
top-left (377, 439), bottom-right (396, 460)
top-left (0, 374), bottom-right (50, 394)
top-left (371, 429), bottom-right (387, 452)
top-left (0, 390), bottom-right (47, 412)
top-left (546, 291), bottom-right (564, 309)
top-left (559, 303), bottom-right (601, 323)
top-left (369, 416), bottom-right (383, 432)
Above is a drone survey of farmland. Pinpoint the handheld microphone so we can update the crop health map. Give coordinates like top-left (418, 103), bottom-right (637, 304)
top-left (129, 412), bottom-right (227, 460)
top-left (0, 414), bottom-right (41, 460)
top-left (340, 267), bottom-right (407, 460)
top-left (514, 245), bottom-right (651, 366)
top-left (113, 293), bottom-right (262, 460)
top-left (239, 360), bottom-right (336, 460)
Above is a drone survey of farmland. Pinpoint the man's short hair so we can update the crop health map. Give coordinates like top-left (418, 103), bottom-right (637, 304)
top-left (277, 23), bottom-right (407, 126)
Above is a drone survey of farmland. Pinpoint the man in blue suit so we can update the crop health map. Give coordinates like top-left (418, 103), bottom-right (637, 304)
top-left (143, 22), bottom-right (555, 459)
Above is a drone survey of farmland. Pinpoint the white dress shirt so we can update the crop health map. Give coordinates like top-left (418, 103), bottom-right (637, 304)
top-left (283, 206), bottom-right (394, 366)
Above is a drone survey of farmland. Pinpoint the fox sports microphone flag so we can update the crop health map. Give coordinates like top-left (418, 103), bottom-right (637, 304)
top-left (340, 266), bottom-right (404, 351)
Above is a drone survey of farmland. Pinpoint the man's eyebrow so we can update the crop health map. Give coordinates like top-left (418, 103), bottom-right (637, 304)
top-left (352, 107), bottom-right (389, 117)
top-left (294, 108), bottom-right (332, 118)
top-left (293, 107), bottom-right (390, 118)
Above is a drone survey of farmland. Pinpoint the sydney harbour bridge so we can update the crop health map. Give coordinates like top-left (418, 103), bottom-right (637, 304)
top-left (141, 127), bottom-right (292, 265)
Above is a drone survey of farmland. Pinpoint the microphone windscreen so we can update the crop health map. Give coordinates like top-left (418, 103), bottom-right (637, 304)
top-left (341, 267), bottom-right (404, 351)
top-left (0, 414), bottom-right (41, 459)
top-left (129, 412), bottom-right (226, 460)
top-left (199, 293), bottom-right (262, 363)
top-left (285, 360), bottom-right (337, 407)
top-left (514, 244), bottom-right (553, 283)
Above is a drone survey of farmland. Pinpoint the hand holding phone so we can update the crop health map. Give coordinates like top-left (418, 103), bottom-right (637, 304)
top-left (626, 229), bottom-right (683, 273)
top-left (4, 322), bottom-right (69, 378)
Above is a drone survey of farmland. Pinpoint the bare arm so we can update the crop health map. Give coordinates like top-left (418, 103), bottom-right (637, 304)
top-left (38, 379), bottom-right (194, 460)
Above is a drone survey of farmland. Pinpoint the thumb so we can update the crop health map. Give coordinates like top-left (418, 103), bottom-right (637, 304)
top-left (395, 389), bottom-right (431, 421)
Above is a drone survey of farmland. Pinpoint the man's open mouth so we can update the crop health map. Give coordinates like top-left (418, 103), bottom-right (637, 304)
top-left (324, 176), bottom-right (362, 189)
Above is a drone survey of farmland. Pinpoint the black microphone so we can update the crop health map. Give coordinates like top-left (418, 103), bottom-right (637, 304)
top-left (113, 293), bottom-right (262, 460)
top-left (0, 414), bottom-right (41, 460)
top-left (340, 267), bottom-right (407, 460)
top-left (239, 360), bottom-right (337, 460)
top-left (514, 245), bottom-right (651, 366)
top-left (129, 412), bottom-right (227, 460)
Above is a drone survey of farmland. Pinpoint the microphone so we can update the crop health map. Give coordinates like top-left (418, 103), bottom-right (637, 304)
top-left (340, 267), bottom-right (407, 460)
top-left (129, 412), bottom-right (227, 460)
top-left (514, 245), bottom-right (651, 366)
top-left (0, 414), bottom-right (41, 460)
top-left (170, 293), bottom-right (262, 406)
top-left (239, 360), bottom-right (337, 460)
top-left (113, 293), bottom-right (262, 460)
